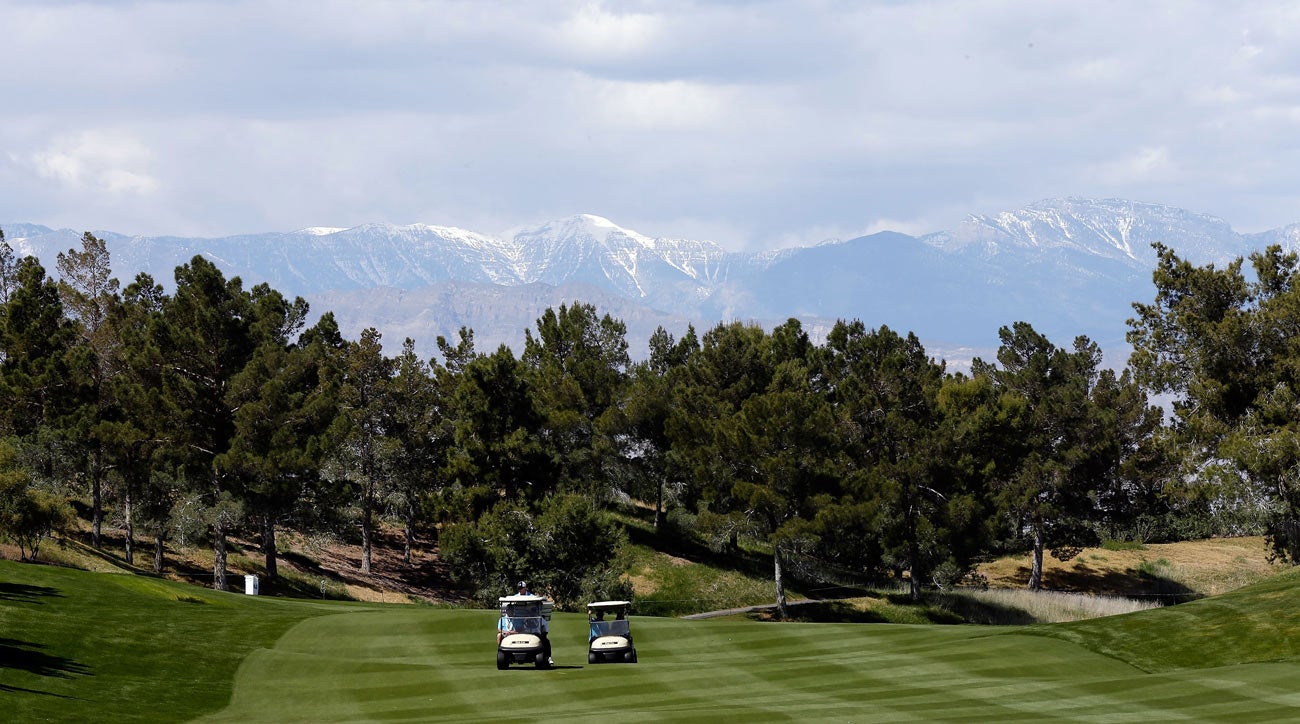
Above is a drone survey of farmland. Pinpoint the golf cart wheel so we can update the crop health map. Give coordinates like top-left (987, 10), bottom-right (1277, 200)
top-left (536, 652), bottom-right (550, 669)
top-left (588, 651), bottom-right (598, 665)
top-left (496, 651), bottom-right (508, 670)
top-left (627, 649), bottom-right (637, 664)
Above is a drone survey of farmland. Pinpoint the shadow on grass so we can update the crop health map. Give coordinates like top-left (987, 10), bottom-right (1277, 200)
top-left (749, 597), bottom-right (968, 625)
top-left (927, 594), bottom-right (1038, 626)
top-left (0, 581), bottom-right (63, 603)
top-left (761, 601), bottom-right (894, 624)
top-left (1005, 561), bottom-right (1202, 605)
top-left (623, 522), bottom-right (771, 580)
top-left (0, 638), bottom-right (91, 680)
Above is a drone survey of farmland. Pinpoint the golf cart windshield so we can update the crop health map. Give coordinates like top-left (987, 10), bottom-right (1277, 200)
top-left (591, 619), bottom-right (630, 637)
top-left (502, 603), bottom-right (543, 631)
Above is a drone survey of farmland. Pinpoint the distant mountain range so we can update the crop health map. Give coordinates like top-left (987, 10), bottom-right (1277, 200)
top-left (6, 198), bottom-right (1298, 365)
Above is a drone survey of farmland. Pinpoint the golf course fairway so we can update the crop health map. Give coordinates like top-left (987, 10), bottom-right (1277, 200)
top-left (4, 561), bottom-right (1300, 722)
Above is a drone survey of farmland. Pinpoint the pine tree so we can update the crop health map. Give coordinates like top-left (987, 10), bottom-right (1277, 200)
top-left (157, 257), bottom-right (256, 591)
top-left (56, 232), bottom-right (122, 548)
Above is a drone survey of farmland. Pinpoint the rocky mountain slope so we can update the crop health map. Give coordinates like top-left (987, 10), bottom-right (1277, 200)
top-left (5, 199), bottom-right (1294, 362)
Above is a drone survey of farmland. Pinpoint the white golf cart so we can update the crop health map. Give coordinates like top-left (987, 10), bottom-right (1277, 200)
top-left (586, 600), bottom-right (637, 664)
top-left (496, 594), bottom-right (554, 670)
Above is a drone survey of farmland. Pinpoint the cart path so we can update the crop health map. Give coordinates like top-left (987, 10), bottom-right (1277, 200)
top-left (680, 599), bottom-right (831, 620)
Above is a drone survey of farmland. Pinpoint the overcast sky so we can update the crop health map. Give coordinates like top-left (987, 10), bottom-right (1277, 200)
top-left (3, 1), bottom-right (1299, 250)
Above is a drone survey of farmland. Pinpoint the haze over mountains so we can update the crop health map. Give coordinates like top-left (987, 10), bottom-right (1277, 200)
top-left (6, 198), bottom-right (1298, 364)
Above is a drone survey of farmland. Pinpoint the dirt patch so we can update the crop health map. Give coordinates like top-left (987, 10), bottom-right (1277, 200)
top-left (4, 524), bottom-right (473, 605)
top-left (290, 528), bottom-right (470, 604)
top-left (977, 536), bottom-right (1282, 596)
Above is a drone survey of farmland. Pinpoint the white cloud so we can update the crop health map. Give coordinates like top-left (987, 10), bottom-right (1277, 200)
top-left (550, 4), bottom-right (664, 59)
top-left (587, 78), bottom-right (733, 131)
top-left (31, 130), bottom-right (158, 195)
top-left (5, 1), bottom-right (1300, 244)
top-left (1088, 147), bottom-right (1176, 186)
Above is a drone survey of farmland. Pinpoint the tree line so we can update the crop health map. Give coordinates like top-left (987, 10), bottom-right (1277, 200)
top-left (1, 228), bottom-right (1297, 613)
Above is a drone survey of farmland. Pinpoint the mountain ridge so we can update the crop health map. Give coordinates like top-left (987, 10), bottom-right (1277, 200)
top-left (4, 198), bottom-right (1295, 362)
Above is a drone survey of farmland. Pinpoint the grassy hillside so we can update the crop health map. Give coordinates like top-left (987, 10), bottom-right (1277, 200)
top-left (5, 559), bottom-right (1300, 722)
top-left (1037, 566), bottom-right (1300, 673)
top-left (0, 560), bottom-right (364, 722)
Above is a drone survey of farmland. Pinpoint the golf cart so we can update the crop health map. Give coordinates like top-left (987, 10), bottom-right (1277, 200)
top-left (496, 594), bottom-right (553, 670)
top-left (586, 600), bottom-right (637, 664)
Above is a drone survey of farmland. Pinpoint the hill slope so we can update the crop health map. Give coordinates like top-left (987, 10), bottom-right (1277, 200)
top-left (5, 560), bottom-right (1300, 722)
top-left (1038, 566), bottom-right (1300, 673)
top-left (0, 561), bottom-right (360, 721)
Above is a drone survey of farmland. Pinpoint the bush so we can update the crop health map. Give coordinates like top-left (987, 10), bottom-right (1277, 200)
top-left (437, 495), bottom-right (630, 609)
top-left (0, 441), bottom-right (74, 562)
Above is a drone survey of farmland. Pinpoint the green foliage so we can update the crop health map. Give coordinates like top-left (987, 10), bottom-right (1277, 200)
top-left (1101, 539), bottom-right (1146, 551)
top-left (1129, 243), bottom-right (1300, 562)
top-left (440, 494), bottom-right (630, 610)
top-left (0, 440), bottom-right (73, 561)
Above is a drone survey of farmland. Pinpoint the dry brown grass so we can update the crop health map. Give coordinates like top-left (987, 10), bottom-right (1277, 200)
top-left (977, 536), bottom-right (1283, 597)
top-left (3, 522), bottom-right (468, 605)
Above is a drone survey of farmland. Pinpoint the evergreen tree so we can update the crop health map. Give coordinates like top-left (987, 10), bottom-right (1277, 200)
top-left (973, 322), bottom-right (1108, 590)
top-left (1130, 243), bottom-right (1300, 560)
top-left (820, 321), bottom-right (953, 600)
top-left (325, 327), bottom-right (394, 574)
top-left (156, 257), bottom-right (256, 590)
top-left (523, 303), bottom-right (630, 498)
top-left (605, 325), bottom-right (698, 532)
top-left (56, 232), bottom-right (122, 548)
top-left (448, 344), bottom-right (546, 503)
top-left (0, 258), bottom-right (81, 438)
top-left (217, 286), bottom-right (332, 580)
top-left (0, 226), bottom-right (17, 307)
top-left (102, 273), bottom-right (171, 567)
top-left (382, 337), bottom-right (446, 565)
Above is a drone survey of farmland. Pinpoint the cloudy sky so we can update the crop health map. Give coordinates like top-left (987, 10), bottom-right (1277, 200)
top-left (3, 1), bottom-right (1299, 250)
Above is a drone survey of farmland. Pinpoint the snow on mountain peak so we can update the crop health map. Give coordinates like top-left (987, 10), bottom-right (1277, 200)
top-left (296, 226), bottom-right (346, 236)
top-left (923, 197), bottom-right (1246, 266)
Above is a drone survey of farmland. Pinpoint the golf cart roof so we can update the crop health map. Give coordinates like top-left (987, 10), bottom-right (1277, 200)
top-left (499, 594), bottom-right (547, 604)
top-left (586, 600), bottom-right (632, 610)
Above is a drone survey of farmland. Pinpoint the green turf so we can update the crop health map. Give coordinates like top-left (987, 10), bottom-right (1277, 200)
top-left (5, 559), bottom-right (1300, 722)
top-left (196, 610), bottom-right (1300, 723)
top-left (0, 560), bottom-right (363, 722)
top-left (1035, 566), bottom-right (1300, 672)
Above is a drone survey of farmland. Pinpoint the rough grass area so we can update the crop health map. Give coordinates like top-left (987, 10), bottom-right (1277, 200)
top-left (622, 542), bottom-right (803, 617)
top-left (0, 560), bottom-right (357, 722)
top-left (937, 588), bottom-right (1162, 624)
top-left (977, 536), bottom-right (1281, 598)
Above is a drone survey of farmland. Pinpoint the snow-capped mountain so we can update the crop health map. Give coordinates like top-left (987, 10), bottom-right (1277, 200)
top-left (922, 198), bottom-right (1251, 266)
top-left (4, 198), bottom-right (1296, 360)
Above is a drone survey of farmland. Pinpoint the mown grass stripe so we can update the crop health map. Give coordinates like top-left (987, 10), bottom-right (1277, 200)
top-left (7, 560), bottom-right (1300, 722)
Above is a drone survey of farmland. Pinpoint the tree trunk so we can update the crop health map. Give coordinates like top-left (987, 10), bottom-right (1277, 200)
top-left (213, 520), bottom-right (228, 591)
top-left (1029, 525), bottom-right (1045, 591)
top-left (403, 498), bottom-right (414, 566)
top-left (654, 477), bottom-right (665, 533)
top-left (91, 453), bottom-right (103, 549)
top-left (361, 493), bottom-right (373, 574)
top-left (263, 514), bottom-right (278, 580)
top-left (906, 485), bottom-right (921, 601)
top-left (774, 545), bottom-right (787, 619)
top-left (153, 535), bottom-right (165, 573)
top-left (123, 486), bottom-right (134, 566)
